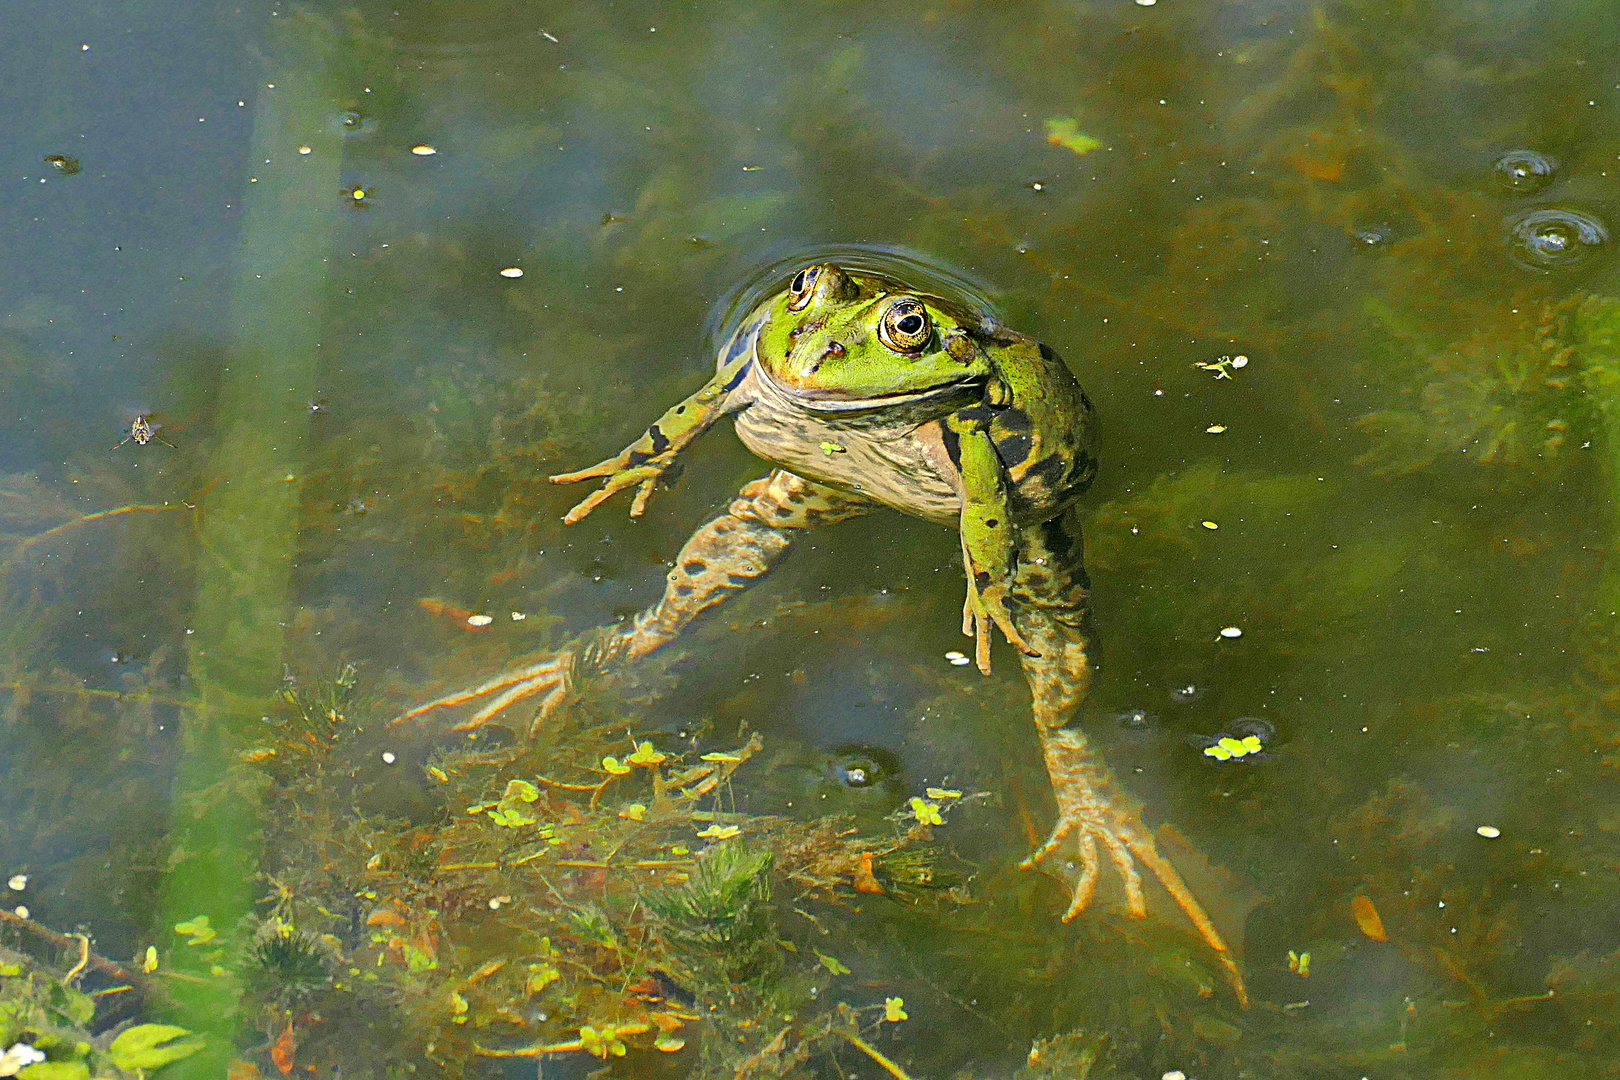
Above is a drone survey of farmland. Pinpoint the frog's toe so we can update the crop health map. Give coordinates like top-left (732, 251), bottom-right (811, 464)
top-left (393, 654), bottom-right (574, 735)
top-left (1028, 727), bottom-right (1248, 1006)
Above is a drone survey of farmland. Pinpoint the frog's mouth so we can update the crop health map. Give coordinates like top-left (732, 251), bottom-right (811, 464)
top-left (755, 362), bottom-right (984, 413)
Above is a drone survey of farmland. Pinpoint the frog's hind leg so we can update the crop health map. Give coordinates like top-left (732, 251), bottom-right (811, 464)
top-left (395, 470), bottom-right (871, 733)
top-left (1009, 506), bottom-right (1247, 1006)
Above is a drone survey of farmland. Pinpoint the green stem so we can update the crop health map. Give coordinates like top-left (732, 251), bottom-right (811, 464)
top-left (158, 22), bottom-right (344, 1075)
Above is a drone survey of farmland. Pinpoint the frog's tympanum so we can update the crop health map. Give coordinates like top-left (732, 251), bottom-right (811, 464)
top-left (401, 263), bottom-right (1244, 1001)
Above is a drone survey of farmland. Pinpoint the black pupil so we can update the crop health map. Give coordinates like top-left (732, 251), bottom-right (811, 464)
top-left (896, 313), bottom-right (923, 335)
top-left (793, 268), bottom-right (817, 294)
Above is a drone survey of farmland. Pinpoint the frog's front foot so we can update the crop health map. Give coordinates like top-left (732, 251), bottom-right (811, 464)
top-left (391, 650), bottom-right (579, 735)
top-left (960, 578), bottom-right (1039, 675)
top-left (550, 451), bottom-right (677, 524)
top-left (1022, 727), bottom-right (1248, 1007)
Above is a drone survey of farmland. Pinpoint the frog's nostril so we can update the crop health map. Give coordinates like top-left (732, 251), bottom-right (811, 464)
top-left (823, 342), bottom-right (846, 360)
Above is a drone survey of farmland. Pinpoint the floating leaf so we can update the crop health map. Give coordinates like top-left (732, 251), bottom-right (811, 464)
top-left (884, 997), bottom-right (908, 1022)
top-left (174, 916), bottom-right (217, 945)
top-left (141, 946), bottom-right (158, 973)
top-left (619, 803), bottom-right (647, 821)
top-left (908, 797), bottom-right (944, 826)
top-left (1044, 117), bottom-right (1103, 156)
top-left (1288, 949), bottom-right (1311, 977)
top-left (1352, 894), bottom-right (1388, 941)
top-left (601, 756), bottom-right (632, 776)
top-left (450, 991), bottom-right (469, 1024)
top-left (654, 1035), bottom-right (686, 1052)
top-left (579, 1026), bottom-right (627, 1059)
top-left (108, 1024), bottom-right (204, 1073)
top-left (627, 741), bottom-right (667, 766)
top-left (503, 779), bottom-right (539, 803)
top-left (695, 824), bottom-right (740, 840)
top-left (925, 787), bottom-right (962, 800)
top-left (488, 807), bottom-right (536, 828)
top-left (819, 440), bottom-right (847, 455)
top-left (699, 752), bottom-right (741, 763)
top-left (815, 951), bottom-right (851, 976)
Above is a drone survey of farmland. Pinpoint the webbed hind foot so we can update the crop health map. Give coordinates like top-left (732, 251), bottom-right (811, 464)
top-left (391, 651), bottom-right (577, 736)
top-left (1022, 727), bottom-right (1249, 1008)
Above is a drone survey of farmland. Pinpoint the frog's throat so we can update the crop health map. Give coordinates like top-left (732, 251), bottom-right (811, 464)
top-left (751, 356), bottom-right (984, 414)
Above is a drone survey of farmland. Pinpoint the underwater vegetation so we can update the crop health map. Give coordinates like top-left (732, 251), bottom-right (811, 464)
top-left (0, 912), bottom-right (202, 1079)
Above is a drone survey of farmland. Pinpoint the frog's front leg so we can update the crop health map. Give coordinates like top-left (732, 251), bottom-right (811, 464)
top-left (945, 410), bottom-right (1038, 674)
top-left (395, 470), bottom-right (870, 733)
top-left (550, 352), bottom-right (752, 524)
top-left (1009, 507), bottom-right (1248, 1007)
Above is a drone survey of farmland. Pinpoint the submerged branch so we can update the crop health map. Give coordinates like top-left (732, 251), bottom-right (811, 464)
top-left (0, 908), bottom-right (152, 994)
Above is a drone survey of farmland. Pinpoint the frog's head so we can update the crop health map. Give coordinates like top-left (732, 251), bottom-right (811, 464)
top-left (754, 263), bottom-right (994, 411)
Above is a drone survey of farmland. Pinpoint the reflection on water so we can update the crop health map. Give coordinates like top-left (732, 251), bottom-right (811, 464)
top-left (4, 0), bottom-right (1620, 1077)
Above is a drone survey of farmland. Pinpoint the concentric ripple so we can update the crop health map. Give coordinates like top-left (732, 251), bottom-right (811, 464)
top-left (1506, 207), bottom-right (1610, 270)
top-left (1494, 150), bottom-right (1559, 194)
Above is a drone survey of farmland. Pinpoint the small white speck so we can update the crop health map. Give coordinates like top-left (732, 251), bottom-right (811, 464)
top-left (466, 614), bottom-right (494, 627)
top-left (1161, 1072), bottom-right (1184, 1080)
top-left (1136, 0), bottom-right (1157, 6)
top-left (81, 43), bottom-right (90, 50)
top-left (1477, 825), bottom-right (1501, 839)
top-left (7, 874), bottom-right (26, 891)
top-left (298, 145), bottom-right (311, 155)
top-left (510, 611), bottom-right (527, 621)
top-left (14, 906), bottom-right (29, 919)
top-left (541, 30), bottom-right (559, 42)
top-left (1219, 626), bottom-right (1242, 638)
top-left (1231, 354), bottom-right (1249, 368)
top-left (411, 145), bottom-right (437, 156)
top-left (381, 751), bottom-right (397, 764)
top-left (488, 896), bottom-right (511, 910)
top-left (499, 267), bottom-right (524, 278)
top-left (1201, 520), bottom-right (1219, 530)
top-left (944, 651), bottom-right (971, 666)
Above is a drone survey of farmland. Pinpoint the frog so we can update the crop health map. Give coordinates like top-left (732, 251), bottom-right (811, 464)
top-left (398, 262), bottom-right (1246, 1003)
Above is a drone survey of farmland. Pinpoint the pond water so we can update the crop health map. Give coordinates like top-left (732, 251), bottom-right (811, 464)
top-left (3, 1), bottom-right (1620, 1077)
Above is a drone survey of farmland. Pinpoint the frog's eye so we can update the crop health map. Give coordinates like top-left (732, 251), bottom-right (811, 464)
top-left (878, 298), bottom-right (932, 353)
top-left (787, 266), bottom-right (822, 311)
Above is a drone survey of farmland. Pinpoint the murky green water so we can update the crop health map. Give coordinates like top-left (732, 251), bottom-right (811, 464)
top-left (5, 1), bottom-right (1620, 1077)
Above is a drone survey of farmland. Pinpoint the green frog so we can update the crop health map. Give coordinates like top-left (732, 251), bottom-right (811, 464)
top-left (399, 263), bottom-right (1244, 1002)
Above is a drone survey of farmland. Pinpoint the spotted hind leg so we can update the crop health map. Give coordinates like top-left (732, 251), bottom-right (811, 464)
top-left (1008, 506), bottom-right (1248, 1007)
top-left (394, 470), bottom-right (871, 732)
